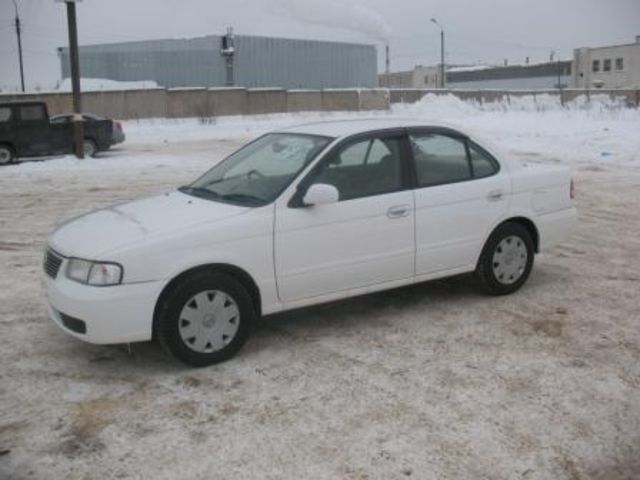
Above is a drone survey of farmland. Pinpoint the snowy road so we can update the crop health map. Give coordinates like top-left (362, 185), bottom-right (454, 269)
top-left (1, 95), bottom-right (639, 479)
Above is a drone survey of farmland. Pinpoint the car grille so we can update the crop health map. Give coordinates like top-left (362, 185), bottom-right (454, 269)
top-left (44, 249), bottom-right (64, 279)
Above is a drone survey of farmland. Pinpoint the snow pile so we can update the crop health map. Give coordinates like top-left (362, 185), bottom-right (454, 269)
top-left (394, 93), bottom-right (640, 167)
top-left (57, 78), bottom-right (160, 92)
top-left (396, 92), bottom-right (638, 116)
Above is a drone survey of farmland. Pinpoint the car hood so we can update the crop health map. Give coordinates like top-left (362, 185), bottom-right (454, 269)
top-left (48, 191), bottom-right (249, 259)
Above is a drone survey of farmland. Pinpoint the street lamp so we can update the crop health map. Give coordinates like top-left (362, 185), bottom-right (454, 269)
top-left (56, 0), bottom-right (84, 158)
top-left (11, 0), bottom-right (25, 92)
top-left (430, 18), bottom-right (445, 89)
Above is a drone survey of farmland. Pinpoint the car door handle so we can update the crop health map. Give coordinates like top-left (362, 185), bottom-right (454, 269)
top-left (487, 190), bottom-right (504, 202)
top-left (387, 205), bottom-right (410, 219)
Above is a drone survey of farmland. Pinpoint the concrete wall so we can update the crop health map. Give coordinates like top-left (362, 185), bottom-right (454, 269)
top-left (359, 89), bottom-right (389, 110)
top-left (287, 90), bottom-right (323, 112)
top-left (246, 89), bottom-right (287, 115)
top-left (209, 88), bottom-right (248, 116)
top-left (167, 88), bottom-right (209, 118)
top-left (322, 89), bottom-right (359, 111)
top-left (0, 92), bottom-right (73, 115)
top-left (1, 87), bottom-right (638, 120)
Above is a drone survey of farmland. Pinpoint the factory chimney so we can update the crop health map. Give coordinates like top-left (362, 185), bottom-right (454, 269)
top-left (385, 44), bottom-right (390, 74)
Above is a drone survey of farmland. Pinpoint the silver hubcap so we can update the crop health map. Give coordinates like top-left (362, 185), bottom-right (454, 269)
top-left (0, 148), bottom-right (11, 164)
top-left (492, 235), bottom-right (528, 285)
top-left (178, 290), bottom-right (240, 353)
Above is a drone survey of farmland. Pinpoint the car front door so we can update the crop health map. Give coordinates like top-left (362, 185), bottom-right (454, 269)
top-left (274, 130), bottom-right (415, 303)
top-left (408, 128), bottom-right (510, 276)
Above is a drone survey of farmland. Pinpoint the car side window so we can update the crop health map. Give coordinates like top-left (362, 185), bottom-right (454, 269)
top-left (0, 108), bottom-right (11, 123)
top-left (468, 142), bottom-right (499, 178)
top-left (50, 116), bottom-right (71, 125)
top-left (410, 134), bottom-right (471, 187)
top-left (312, 136), bottom-right (404, 201)
top-left (19, 105), bottom-right (46, 122)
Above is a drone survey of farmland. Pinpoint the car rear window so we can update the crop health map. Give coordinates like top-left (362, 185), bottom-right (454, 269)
top-left (0, 108), bottom-right (11, 123)
top-left (20, 105), bottom-right (46, 121)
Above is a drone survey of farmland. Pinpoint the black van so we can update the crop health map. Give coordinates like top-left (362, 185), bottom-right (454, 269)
top-left (0, 101), bottom-right (114, 165)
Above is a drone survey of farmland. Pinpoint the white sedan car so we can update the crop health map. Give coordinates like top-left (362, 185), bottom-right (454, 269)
top-left (44, 120), bottom-right (576, 366)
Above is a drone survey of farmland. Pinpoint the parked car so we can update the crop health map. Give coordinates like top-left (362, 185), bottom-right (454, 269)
top-left (51, 112), bottom-right (125, 147)
top-left (0, 101), bottom-right (114, 164)
top-left (43, 120), bottom-right (577, 366)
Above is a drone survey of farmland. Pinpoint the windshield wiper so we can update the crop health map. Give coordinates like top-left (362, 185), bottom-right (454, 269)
top-left (178, 185), bottom-right (221, 199)
top-left (219, 193), bottom-right (266, 205)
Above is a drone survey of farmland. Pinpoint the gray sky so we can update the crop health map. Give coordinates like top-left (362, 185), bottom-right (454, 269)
top-left (1, 0), bottom-right (639, 91)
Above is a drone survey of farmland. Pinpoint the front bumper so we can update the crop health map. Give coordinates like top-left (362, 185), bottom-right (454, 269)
top-left (45, 264), bottom-right (163, 344)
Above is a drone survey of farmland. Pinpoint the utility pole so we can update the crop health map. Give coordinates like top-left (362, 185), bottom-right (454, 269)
top-left (430, 18), bottom-right (445, 88)
top-left (11, 0), bottom-right (25, 92)
top-left (57, 0), bottom-right (84, 158)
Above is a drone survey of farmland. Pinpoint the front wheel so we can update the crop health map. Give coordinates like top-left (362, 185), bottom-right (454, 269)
top-left (156, 271), bottom-right (255, 366)
top-left (0, 145), bottom-right (15, 165)
top-left (475, 222), bottom-right (535, 295)
top-left (83, 139), bottom-right (98, 158)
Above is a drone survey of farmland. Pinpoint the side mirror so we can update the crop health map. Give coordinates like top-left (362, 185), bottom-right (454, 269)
top-left (302, 183), bottom-right (339, 206)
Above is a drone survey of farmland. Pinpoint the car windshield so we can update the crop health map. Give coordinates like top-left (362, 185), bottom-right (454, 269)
top-left (180, 133), bottom-right (333, 206)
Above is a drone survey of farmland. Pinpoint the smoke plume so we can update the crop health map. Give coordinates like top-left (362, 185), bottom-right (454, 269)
top-left (269, 0), bottom-right (392, 42)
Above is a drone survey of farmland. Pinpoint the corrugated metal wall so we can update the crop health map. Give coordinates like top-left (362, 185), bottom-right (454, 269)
top-left (59, 35), bottom-right (377, 89)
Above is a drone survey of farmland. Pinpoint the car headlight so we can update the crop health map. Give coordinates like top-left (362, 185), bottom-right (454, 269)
top-left (66, 258), bottom-right (123, 286)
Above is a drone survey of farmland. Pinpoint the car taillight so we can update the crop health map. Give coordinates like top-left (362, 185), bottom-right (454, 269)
top-left (570, 178), bottom-right (575, 199)
top-left (116, 121), bottom-right (122, 131)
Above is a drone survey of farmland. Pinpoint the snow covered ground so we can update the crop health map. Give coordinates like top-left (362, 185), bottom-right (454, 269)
top-left (1, 95), bottom-right (639, 479)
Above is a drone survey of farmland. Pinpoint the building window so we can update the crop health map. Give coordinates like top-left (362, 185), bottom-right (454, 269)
top-left (603, 59), bottom-right (611, 72)
top-left (616, 58), bottom-right (624, 71)
top-left (592, 60), bottom-right (600, 72)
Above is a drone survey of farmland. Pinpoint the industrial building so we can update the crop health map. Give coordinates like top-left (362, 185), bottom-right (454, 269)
top-left (573, 37), bottom-right (640, 89)
top-left (58, 31), bottom-right (378, 89)
top-left (379, 62), bottom-right (572, 90)
top-left (378, 65), bottom-right (441, 89)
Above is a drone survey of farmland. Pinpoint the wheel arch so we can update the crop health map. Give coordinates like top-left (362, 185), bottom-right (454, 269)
top-left (0, 142), bottom-right (16, 161)
top-left (494, 216), bottom-right (540, 253)
top-left (152, 263), bottom-right (262, 338)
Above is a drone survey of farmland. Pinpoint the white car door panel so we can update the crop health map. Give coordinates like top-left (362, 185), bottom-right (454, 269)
top-left (415, 176), bottom-right (510, 274)
top-left (275, 132), bottom-right (415, 303)
top-left (410, 131), bottom-right (510, 275)
top-left (275, 191), bottom-right (414, 302)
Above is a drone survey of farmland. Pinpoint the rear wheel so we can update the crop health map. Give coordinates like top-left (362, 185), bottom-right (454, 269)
top-left (475, 222), bottom-right (534, 295)
top-left (156, 271), bottom-right (255, 367)
top-left (0, 145), bottom-right (15, 165)
top-left (83, 139), bottom-right (97, 158)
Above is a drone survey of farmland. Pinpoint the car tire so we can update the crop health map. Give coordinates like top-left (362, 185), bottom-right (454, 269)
top-left (0, 145), bottom-right (15, 165)
top-left (83, 139), bottom-right (98, 158)
top-left (156, 271), bottom-right (255, 367)
top-left (475, 222), bottom-right (535, 295)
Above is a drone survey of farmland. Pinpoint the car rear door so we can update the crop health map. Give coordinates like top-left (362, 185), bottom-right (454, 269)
top-left (49, 115), bottom-right (74, 154)
top-left (274, 130), bottom-right (416, 303)
top-left (408, 128), bottom-right (510, 276)
top-left (16, 104), bottom-right (51, 156)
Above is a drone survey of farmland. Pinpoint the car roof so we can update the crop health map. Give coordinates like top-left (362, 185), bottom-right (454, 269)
top-left (0, 101), bottom-right (46, 108)
top-left (275, 118), bottom-right (468, 139)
